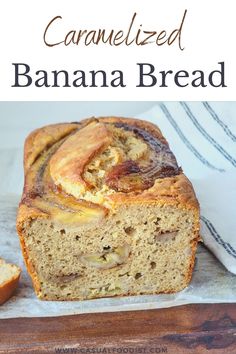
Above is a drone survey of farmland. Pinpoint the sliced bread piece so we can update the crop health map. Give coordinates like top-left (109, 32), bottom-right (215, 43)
top-left (0, 258), bottom-right (21, 305)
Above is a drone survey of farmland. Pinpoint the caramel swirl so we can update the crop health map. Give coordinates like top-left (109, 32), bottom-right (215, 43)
top-left (105, 123), bottom-right (180, 192)
top-left (22, 133), bottom-right (107, 225)
top-left (22, 119), bottom-right (181, 222)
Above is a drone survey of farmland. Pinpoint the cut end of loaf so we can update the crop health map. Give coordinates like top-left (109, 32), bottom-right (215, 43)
top-left (21, 203), bottom-right (199, 301)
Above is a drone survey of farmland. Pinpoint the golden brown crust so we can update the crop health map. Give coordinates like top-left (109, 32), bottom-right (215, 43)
top-left (109, 173), bottom-right (198, 211)
top-left (19, 117), bottom-right (199, 217)
top-left (18, 116), bottom-right (199, 224)
top-left (49, 121), bottom-right (112, 196)
top-left (0, 262), bottom-right (21, 305)
top-left (0, 276), bottom-right (20, 305)
top-left (84, 116), bottom-right (168, 145)
top-left (17, 117), bottom-right (200, 299)
top-left (16, 204), bottom-right (45, 295)
top-left (17, 204), bottom-right (48, 233)
top-left (24, 123), bottom-right (79, 172)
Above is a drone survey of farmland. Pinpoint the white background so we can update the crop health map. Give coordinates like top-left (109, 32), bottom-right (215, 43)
top-left (0, 0), bottom-right (235, 100)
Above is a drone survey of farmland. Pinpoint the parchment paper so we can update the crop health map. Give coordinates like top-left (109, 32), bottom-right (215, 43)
top-left (0, 149), bottom-right (236, 319)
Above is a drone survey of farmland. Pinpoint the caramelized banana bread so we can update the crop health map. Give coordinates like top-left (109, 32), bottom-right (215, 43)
top-left (17, 117), bottom-right (200, 300)
top-left (0, 258), bottom-right (21, 305)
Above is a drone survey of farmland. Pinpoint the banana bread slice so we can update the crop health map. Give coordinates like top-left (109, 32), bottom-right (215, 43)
top-left (0, 258), bottom-right (21, 305)
top-left (17, 117), bottom-right (199, 300)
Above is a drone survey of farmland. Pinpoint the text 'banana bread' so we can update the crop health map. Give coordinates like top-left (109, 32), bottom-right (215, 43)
top-left (17, 117), bottom-right (200, 300)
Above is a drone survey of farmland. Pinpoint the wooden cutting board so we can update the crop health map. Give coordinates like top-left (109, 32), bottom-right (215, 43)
top-left (1, 303), bottom-right (236, 353)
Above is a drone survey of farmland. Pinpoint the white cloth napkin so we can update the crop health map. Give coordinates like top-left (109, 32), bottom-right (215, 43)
top-left (138, 102), bottom-right (236, 274)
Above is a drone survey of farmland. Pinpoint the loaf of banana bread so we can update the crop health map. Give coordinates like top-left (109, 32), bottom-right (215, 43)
top-left (17, 117), bottom-right (200, 300)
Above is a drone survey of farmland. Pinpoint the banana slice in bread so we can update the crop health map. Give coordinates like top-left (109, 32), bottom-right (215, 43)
top-left (0, 258), bottom-right (21, 305)
top-left (50, 121), bottom-right (113, 198)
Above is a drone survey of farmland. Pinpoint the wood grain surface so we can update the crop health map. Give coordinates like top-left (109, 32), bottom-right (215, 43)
top-left (1, 303), bottom-right (236, 354)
